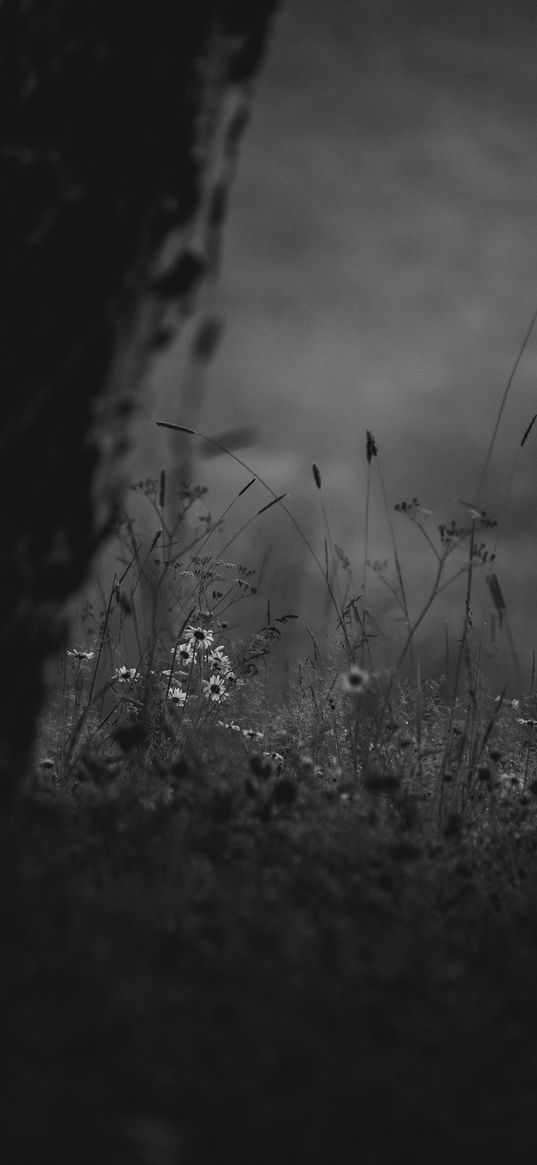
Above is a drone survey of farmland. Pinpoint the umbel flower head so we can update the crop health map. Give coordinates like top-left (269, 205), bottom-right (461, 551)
top-left (340, 664), bottom-right (370, 696)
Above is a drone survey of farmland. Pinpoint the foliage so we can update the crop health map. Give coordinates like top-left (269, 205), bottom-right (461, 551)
top-left (8, 314), bottom-right (537, 1159)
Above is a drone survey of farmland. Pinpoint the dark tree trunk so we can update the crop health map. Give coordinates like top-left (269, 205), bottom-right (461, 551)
top-left (0, 0), bottom-right (279, 809)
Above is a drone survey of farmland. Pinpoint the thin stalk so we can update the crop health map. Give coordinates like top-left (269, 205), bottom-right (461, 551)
top-left (476, 304), bottom-right (537, 503)
top-left (394, 554), bottom-right (446, 672)
top-left (166, 607), bottom-right (196, 701)
top-left (87, 572), bottom-right (118, 707)
top-left (313, 464), bottom-right (348, 653)
top-left (376, 460), bottom-right (413, 669)
top-left (157, 422), bottom-right (352, 656)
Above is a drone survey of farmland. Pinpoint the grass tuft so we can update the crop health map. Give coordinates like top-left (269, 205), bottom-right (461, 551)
top-left (7, 315), bottom-right (537, 1161)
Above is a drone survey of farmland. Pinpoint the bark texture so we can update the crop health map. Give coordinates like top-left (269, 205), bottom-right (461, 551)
top-left (0, 0), bottom-right (278, 807)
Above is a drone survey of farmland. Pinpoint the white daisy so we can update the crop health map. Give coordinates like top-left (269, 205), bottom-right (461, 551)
top-left (167, 686), bottom-right (187, 706)
top-left (112, 666), bottom-right (138, 683)
top-left (184, 626), bottom-right (214, 651)
top-left (202, 674), bottom-right (228, 702)
top-left (340, 664), bottom-right (370, 696)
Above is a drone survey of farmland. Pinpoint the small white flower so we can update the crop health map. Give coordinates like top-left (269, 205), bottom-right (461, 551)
top-left (264, 750), bottom-right (284, 773)
top-left (184, 626), bottom-right (214, 651)
top-left (167, 686), bottom-right (187, 706)
top-left (171, 642), bottom-right (196, 664)
top-left (112, 666), bottom-right (138, 683)
top-left (499, 771), bottom-right (522, 792)
top-left (67, 648), bottom-right (95, 661)
top-left (202, 674), bottom-right (228, 702)
top-left (340, 664), bottom-right (370, 696)
top-left (208, 646), bottom-right (231, 673)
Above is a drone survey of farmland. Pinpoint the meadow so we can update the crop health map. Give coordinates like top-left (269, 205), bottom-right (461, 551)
top-left (3, 342), bottom-right (537, 1164)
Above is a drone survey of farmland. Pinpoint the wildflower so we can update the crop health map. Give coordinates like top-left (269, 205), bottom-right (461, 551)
top-left (184, 626), bottom-right (214, 651)
top-left (265, 751), bottom-right (285, 765)
top-left (340, 664), bottom-right (370, 696)
top-left (499, 771), bottom-right (522, 792)
top-left (171, 642), bottom-right (196, 665)
top-left (167, 686), bottom-right (187, 706)
top-left (202, 674), bottom-right (228, 702)
top-left (208, 646), bottom-right (231, 673)
top-left (217, 720), bottom-right (242, 732)
top-left (67, 648), bottom-right (95, 661)
top-left (242, 728), bottom-right (264, 741)
top-left (264, 751), bottom-right (284, 774)
top-left (112, 666), bottom-right (138, 683)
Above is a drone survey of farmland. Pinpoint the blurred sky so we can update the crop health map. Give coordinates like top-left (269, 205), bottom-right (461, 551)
top-left (139, 0), bottom-right (537, 688)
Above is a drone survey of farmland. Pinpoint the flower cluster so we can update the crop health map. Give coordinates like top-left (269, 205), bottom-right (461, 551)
top-left (164, 626), bottom-right (241, 708)
top-left (105, 624), bottom-right (243, 718)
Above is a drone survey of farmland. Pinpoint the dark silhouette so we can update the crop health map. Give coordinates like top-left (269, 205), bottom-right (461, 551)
top-left (0, 0), bottom-right (278, 808)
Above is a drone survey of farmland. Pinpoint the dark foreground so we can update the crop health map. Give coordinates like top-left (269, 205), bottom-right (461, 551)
top-left (2, 769), bottom-right (537, 1165)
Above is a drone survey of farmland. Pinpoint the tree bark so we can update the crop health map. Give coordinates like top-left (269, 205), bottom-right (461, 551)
top-left (0, 0), bottom-right (279, 808)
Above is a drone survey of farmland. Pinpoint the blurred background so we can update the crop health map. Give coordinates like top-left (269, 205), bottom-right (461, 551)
top-left (121, 0), bottom-right (537, 691)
